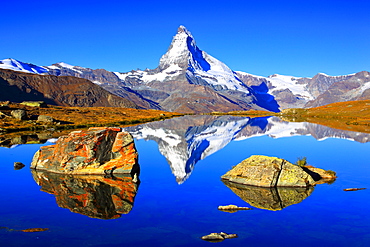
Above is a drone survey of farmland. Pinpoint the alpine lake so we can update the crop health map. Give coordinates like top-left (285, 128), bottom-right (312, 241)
top-left (1, 115), bottom-right (369, 247)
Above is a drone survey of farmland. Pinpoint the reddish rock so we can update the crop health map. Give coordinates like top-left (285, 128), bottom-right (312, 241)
top-left (31, 127), bottom-right (139, 175)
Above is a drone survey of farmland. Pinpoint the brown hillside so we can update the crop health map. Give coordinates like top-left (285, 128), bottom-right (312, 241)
top-left (0, 69), bottom-right (138, 108)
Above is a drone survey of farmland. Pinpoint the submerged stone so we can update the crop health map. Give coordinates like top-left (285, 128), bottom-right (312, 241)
top-left (31, 127), bottom-right (139, 175)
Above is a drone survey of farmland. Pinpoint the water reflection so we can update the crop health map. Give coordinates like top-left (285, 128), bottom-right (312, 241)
top-left (223, 180), bottom-right (314, 211)
top-left (124, 115), bottom-right (370, 183)
top-left (32, 171), bottom-right (139, 219)
top-left (0, 132), bottom-right (54, 147)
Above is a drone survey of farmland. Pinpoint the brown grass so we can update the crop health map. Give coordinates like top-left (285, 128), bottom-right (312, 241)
top-left (279, 100), bottom-right (370, 133)
top-left (0, 103), bottom-right (183, 133)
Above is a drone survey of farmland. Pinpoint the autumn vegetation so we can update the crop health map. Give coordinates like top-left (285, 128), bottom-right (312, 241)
top-left (0, 102), bottom-right (183, 133)
top-left (278, 100), bottom-right (370, 133)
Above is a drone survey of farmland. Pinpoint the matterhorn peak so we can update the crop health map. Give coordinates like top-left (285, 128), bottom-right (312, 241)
top-left (156, 26), bottom-right (253, 94)
top-left (177, 25), bottom-right (192, 36)
top-left (158, 25), bottom-right (195, 70)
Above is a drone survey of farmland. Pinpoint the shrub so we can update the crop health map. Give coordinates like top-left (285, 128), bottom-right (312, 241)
top-left (296, 157), bottom-right (307, 167)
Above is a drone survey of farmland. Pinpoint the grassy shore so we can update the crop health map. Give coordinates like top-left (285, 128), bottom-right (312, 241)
top-left (0, 103), bottom-right (183, 133)
top-left (1, 100), bottom-right (370, 136)
top-left (278, 100), bottom-right (370, 133)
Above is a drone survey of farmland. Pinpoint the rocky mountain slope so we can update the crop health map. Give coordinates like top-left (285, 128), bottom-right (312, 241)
top-left (0, 68), bottom-right (138, 108)
top-left (236, 71), bottom-right (370, 109)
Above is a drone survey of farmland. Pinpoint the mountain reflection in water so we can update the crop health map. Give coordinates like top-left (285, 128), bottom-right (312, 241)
top-left (32, 171), bottom-right (139, 219)
top-left (124, 115), bottom-right (370, 183)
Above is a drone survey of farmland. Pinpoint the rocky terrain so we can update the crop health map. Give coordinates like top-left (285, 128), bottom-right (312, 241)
top-left (0, 68), bottom-right (138, 108)
top-left (305, 71), bottom-right (370, 107)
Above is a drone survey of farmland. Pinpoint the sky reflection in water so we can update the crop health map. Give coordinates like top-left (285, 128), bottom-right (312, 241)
top-left (0, 115), bottom-right (369, 247)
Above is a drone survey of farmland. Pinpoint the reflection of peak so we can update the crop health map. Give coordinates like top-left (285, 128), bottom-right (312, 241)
top-left (186, 116), bottom-right (251, 159)
top-left (125, 115), bottom-right (257, 184)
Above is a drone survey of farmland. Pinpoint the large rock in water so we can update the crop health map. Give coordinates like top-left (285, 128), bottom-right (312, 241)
top-left (221, 155), bottom-right (315, 187)
top-left (31, 127), bottom-right (139, 175)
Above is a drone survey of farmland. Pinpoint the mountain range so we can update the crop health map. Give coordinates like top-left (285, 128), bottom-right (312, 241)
top-left (1, 25), bottom-right (369, 112)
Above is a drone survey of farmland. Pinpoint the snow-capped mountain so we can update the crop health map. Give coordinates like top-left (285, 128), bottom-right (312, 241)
top-left (236, 70), bottom-right (370, 109)
top-left (0, 58), bottom-right (48, 74)
top-left (112, 26), bottom-right (280, 113)
top-left (157, 26), bottom-right (250, 93)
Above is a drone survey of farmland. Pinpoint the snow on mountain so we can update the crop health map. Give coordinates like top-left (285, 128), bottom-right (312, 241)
top-left (115, 64), bottom-right (183, 83)
top-left (360, 81), bottom-right (370, 93)
top-left (0, 58), bottom-right (48, 74)
top-left (114, 26), bottom-right (251, 94)
top-left (237, 71), bottom-right (314, 101)
top-left (158, 26), bottom-right (192, 69)
top-left (267, 74), bottom-right (313, 100)
top-left (47, 62), bottom-right (83, 74)
top-left (162, 25), bottom-right (251, 93)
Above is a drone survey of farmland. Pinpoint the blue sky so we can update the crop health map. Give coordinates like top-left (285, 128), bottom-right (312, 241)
top-left (1, 0), bottom-right (369, 77)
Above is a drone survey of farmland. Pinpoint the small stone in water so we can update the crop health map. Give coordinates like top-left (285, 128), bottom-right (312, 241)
top-left (201, 232), bottom-right (238, 242)
top-left (14, 162), bottom-right (25, 170)
top-left (343, 188), bottom-right (366, 191)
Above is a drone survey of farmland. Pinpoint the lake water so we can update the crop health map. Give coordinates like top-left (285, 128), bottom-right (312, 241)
top-left (1, 115), bottom-right (370, 246)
